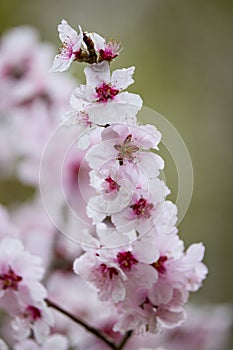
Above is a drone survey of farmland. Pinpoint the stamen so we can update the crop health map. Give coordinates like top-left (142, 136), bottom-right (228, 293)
top-left (114, 134), bottom-right (139, 164)
top-left (104, 176), bottom-right (120, 193)
top-left (96, 82), bottom-right (119, 102)
top-left (0, 266), bottom-right (22, 291)
top-left (130, 197), bottom-right (153, 218)
top-left (117, 251), bottom-right (138, 271)
top-left (100, 263), bottom-right (118, 279)
top-left (25, 305), bottom-right (42, 321)
top-left (151, 256), bottom-right (168, 274)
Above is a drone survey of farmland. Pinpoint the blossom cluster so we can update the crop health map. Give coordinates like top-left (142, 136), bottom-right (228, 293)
top-left (0, 20), bottom-right (231, 350)
top-left (0, 210), bottom-right (53, 346)
top-left (50, 19), bottom-right (208, 334)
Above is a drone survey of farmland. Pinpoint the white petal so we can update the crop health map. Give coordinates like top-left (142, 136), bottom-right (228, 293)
top-left (84, 61), bottom-right (110, 86)
top-left (111, 66), bottom-right (135, 90)
top-left (142, 124), bottom-right (162, 149)
top-left (49, 54), bottom-right (75, 73)
top-left (45, 334), bottom-right (69, 350)
top-left (158, 307), bottom-right (186, 328)
top-left (88, 98), bottom-right (140, 125)
top-left (73, 26), bottom-right (83, 52)
top-left (88, 32), bottom-right (105, 51)
top-left (112, 280), bottom-right (126, 303)
top-left (116, 91), bottom-right (143, 110)
top-left (58, 19), bottom-right (78, 43)
top-left (133, 237), bottom-right (159, 263)
top-left (148, 282), bottom-right (173, 305)
top-left (186, 243), bottom-right (205, 263)
top-left (85, 141), bottom-right (116, 169)
top-left (132, 264), bottom-right (158, 288)
top-left (86, 198), bottom-right (106, 224)
top-left (71, 85), bottom-right (96, 105)
top-left (139, 152), bottom-right (164, 178)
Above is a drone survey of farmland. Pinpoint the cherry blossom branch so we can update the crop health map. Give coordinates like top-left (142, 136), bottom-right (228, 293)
top-left (45, 298), bottom-right (117, 350)
top-left (117, 330), bottom-right (133, 350)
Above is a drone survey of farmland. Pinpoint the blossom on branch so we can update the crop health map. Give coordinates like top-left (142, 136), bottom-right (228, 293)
top-left (69, 61), bottom-right (142, 128)
top-left (50, 19), bottom-right (121, 73)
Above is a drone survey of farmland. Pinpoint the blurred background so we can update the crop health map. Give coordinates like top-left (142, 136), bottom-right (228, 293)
top-left (0, 0), bottom-right (232, 345)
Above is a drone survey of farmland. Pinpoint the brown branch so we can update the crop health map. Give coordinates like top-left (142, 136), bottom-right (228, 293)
top-left (45, 298), bottom-right (117, 350)
top-left (117, 330), bottom-right (133, 350)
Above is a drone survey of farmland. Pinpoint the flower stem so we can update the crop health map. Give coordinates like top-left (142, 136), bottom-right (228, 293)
top-left (45, 298), bottom-right (117, 350)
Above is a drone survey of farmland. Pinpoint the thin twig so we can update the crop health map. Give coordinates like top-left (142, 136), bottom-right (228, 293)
top-left (117, 330), bottom-right (133, 350)
top-left (46, 298), bottom-right (117, 350)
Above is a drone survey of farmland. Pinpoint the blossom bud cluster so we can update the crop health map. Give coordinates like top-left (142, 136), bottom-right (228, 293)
top-left (51, 19), bottom-right (208, 335)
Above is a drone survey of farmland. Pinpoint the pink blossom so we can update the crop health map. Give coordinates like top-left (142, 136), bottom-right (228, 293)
top-left (111, 228), bottom-right (207, 335)
top-left (0, 20), bottom-right (210, 348)
top-left (87, 162), bottom-right (142, 225)
top-left (179, 243), bottom-right (208, 292)
top-left (73, 249), bottom-right (127, 303)
top-left (50, 20), bottom-right (83, 72)
top-left (86, 123), bottom-right (164, 178)
top-left (12, 301), bottom-right (54, 344)
top-left (73, 233), bottom-right (159, 304)
top-left (86, 32), bottom-right (121, 62)
top-left (99, 39), bottom-right (121, 62)
top-left (51, 19), bottom-right (121, 70)
top-left (126, 304), bottom-right (232, 350)
top-left (0, 238), bottom-right (46, 315)
top-left (111, 179), bottom-right (170, 235)
top-left (69, 61), bottom-right (142, 126)
top-left (46, 271), bottom-right (119, 348)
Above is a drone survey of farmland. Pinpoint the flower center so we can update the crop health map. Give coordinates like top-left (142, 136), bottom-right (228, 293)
top-left (99, 39), bottom-right (121, 62)
top-left (100, 263), bottom-right (118, 280)
top-left (104, 176), bottom-right (120, 193)
top-left (114, 134), bottom-right (140, 165)
top-left (25, 305), bottom-right (42, 322)
top-left (130, 197), bottom-right (153, 218)
top-left (117, 251), bottom-right (138, 271)
top-left (152, 255), bottom-right (168, 274)
top-left (0, 266), bottom-right (23, 291)
top-left (59, 37), bottom-right (75, 60)
top-left (96, 82), bottom-right (119, 102)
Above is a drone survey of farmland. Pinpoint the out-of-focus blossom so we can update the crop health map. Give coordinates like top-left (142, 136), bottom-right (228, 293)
top-left (11, 198), bottom-right (56, 269)
top-left (46, 271), bottom-right (119, 348)
top-left (0, 338), bottom-right (9, 350)
top-left (12, 301), bottom-right (54, 344)
top-left (0, 238), bottom-right (46, 315)
top-left (0, 25), bottom-right (74, 184)
top-left (14, 334), bottom-right (69, 350)
top-left (124, 304), bottom-right (232, 350)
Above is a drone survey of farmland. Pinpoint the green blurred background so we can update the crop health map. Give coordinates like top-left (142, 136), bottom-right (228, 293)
top-left (1, 0), bottom-right (232, 330)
